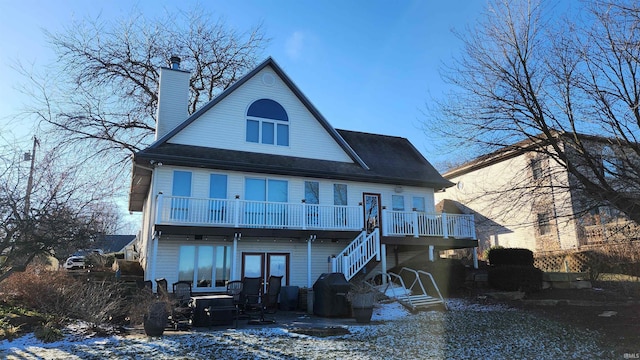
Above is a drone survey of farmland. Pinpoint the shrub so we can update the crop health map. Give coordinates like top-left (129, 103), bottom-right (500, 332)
top-left (34, 322), bottom-right (63, 343)
top-left (488, 265), bottom-right (543, 293)
top-left (482, 245), bottom-right (504, 260)
top-left (488, 248), bottom-right (534, 267)
top-left (0, 265), bottom-right (132, 327)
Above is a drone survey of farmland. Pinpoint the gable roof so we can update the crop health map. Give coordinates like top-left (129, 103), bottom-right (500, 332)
top-left (442, 131), bottom-right (614, 179)
top-left (150, 57), bottom-right (367, 169)
top-left (129, 57), bottom-right (453, 211)
top-left (95, 235), bottom-right (136, 253)
top-left (134, 129), bottom-right (452, 187)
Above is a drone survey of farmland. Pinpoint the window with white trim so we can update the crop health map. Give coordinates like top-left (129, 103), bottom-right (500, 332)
top-left (392, 195), bottom-right (405, 211)
top-left (246, 99), bottom-right (289, 146)
top-left (178, 245), bottom-right (231, 289)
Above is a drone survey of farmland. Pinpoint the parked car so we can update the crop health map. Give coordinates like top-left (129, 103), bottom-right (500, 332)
top-left (63, 256), bottom-right (86, 270)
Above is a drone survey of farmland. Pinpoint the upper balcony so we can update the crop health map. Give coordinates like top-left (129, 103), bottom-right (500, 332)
top-left (154, 194), bottom-right (476, 239)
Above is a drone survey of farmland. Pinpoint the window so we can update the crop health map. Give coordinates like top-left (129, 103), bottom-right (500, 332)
top-left (209, 174), bottom-right (227, 222)
top-left (209, 174), bottom-right (227, 198)
top-left (305, 181), bottom-right (319, 204)
top-left (412, 196), bottom-right (425, 212)
top-left (171, 171), bottom-right (192, 220)
top-left (305, 181), bottom-right (319, 226)
top-left (537, 212), bottom-right (552, 235)
top-left (244, 178), bottom-right (289, 226)
top-left (246, 99), bottom-right (289, 146)
top-left (531, 158), bottom-right (543, 180)
top-left (178, 245), bottom-right (231, 289)
top-left (333, 184), bottom-right (348, 205)
top-left (601, 146), bottom-right (619, 178)
top-left (392, 195), bottom-right (405, 211)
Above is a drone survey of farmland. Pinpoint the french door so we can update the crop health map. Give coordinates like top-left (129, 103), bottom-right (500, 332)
top-left (242, 252), bottom-right (289, 287)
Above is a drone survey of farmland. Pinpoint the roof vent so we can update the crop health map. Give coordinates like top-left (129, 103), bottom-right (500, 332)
top-left (169, 56), bottom-right (181, 70)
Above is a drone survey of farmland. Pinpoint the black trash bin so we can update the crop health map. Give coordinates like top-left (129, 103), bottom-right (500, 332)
top-left (313, 273), bottom-right (351, 317)
top-left (279, 286), bottom-right (299, 311)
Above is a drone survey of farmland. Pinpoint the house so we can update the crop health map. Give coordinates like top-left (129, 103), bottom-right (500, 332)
top-left (435, 133), bottom-right (638, 255)
top-left (128, 57), bottom-right (477, 294)
top-left (94, 235), bottom-right (138, 260)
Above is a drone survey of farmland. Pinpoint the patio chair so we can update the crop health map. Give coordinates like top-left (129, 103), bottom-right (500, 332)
top-left (264, 275), bottom-right (283, 314)
top-left (227, 280), bottom-right (244, 310)
top-left (240, 276), bottom-right (262, 314)
top-left (136, 279), bottom-right (153, 291)
top-left (155, 278), bottom-right (169, 299)
top-left (170, 281), bottom-right (193, 330)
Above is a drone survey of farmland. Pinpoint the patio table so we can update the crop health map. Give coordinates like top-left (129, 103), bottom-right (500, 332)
top-left (189, 294), bottom-right (237, 327)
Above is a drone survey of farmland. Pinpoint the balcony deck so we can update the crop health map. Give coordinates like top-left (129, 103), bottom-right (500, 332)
top-left (154, 195), bottom-right (476, 240)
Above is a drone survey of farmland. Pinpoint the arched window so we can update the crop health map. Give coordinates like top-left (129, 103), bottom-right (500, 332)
top-left (246, 99), bottom-right (289, 146)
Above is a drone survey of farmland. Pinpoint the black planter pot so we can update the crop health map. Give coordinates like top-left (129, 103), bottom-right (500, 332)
top-left (144, 301), bottom-right (168, 336)
top-left (352, 307), bottom-right (373, 323)
top-left (143, 317), bottom-right (166, 336)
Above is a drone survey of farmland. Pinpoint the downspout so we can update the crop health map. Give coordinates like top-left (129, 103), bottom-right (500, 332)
top-left (307, 235), bottom-right (316, 288)
top-left (232, 233), bottom-right (240, 280)
top-left (150, 231), bottom-right (160, 291)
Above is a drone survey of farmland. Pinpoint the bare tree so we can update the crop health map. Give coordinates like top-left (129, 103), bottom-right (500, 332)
top-left (428, 0), bottom-right (640, 224)
top-left (0, 137), bottom-right (118, 282)
top-left (17, 5), bottom-right (268, 169)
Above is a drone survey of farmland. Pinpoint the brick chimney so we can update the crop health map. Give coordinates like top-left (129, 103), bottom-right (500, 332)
top-left (155, 56), bottom-right (190, 140)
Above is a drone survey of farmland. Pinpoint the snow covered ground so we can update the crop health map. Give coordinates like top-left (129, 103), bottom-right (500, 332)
top-left (0, 299), bottom-right (612, 359)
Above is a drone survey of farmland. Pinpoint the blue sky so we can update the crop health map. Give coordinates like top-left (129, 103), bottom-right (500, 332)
top-left (0, 0), bottom-right (486, 169)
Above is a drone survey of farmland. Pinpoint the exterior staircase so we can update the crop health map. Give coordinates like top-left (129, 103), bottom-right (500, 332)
top-left (331, 229), bottom-right (380, 281)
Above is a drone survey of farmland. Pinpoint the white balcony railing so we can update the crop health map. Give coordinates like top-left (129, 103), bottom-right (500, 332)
top-left (154, 195), bottom-right (476, 239)
top-left (382, 209), bottom-right (476, 239)
top-left (155, 195), bottom-right (363, 231)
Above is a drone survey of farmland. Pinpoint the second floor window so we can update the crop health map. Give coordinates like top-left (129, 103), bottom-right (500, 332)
top-left (305, 181), bottom-right (319, 204)
top-left (531, 158), bottom-right (543, 180)
top-left (246, 99), bottom-right (289, 146)
top-left (412, 196), bottom-right (425, 212)
top-left (537, 212), bottom-right (552, 235)
top-left (392, 195), bottom-right (405, 211)
top-left (333, 184), bottom-right (348, 205)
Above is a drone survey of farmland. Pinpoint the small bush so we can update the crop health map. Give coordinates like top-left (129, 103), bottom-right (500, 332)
top-left (34, 322), bottom-right (63, 343)
top-left (0, 323), bottom-right (21, 341)
top-left (483, 245), bottom-right (504, 260)
top-left (488, 265), bottom-right (543, 293)
top-left (488, 248), bottom-right (534, 267)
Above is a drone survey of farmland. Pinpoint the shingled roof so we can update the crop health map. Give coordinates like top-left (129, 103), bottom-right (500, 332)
top-left (134, 129), bottom-right (452, 189)
top-left (129, 58), bottom-right (452, 211)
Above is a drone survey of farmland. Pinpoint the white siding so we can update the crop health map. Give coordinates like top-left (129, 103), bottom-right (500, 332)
top-left (152, 165), bottom-right (435, 212)
top-left (168, 66), bottom-right (353, 163)
top-left (151, 235), bottom-right (349, 288)
top-left (156, 68), bottom-right (190, 140)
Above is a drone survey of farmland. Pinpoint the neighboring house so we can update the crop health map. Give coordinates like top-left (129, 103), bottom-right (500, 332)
top-left (128, 57), bottom-right (477, 293)
top-left (436, 133), bottom-right (638, 254)
top-left (94, 235), bottom-right (138, 260)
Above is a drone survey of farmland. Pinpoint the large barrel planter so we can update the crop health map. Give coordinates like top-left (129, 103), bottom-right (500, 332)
top-left (350, 292), bottom-right (375, 323)
top-left (144, 301), bottom-right (168, 336)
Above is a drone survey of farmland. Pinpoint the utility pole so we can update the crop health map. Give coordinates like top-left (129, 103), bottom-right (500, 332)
top-left (24, 136), bottom-right (38, 215)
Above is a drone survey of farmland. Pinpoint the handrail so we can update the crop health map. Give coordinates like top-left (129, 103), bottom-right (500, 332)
top-left (389, 267), bottom-right (447, 310)
top-left (382, 209), bottom-right (476, 239)
top-left (332, 229), bottom-right (380, 281)
top-left (416, 270), bottom-right (446, 309)
top-left (381, 271), bottom-right (415, 308)
top-left (398, 267), bottom-right (428, 299)
top-left (155, 194), bottom-right (363, 230)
